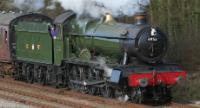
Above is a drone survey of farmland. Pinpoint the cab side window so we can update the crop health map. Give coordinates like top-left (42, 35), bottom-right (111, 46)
top-left (4, 31), bottom-right (8, 43)
top-left (0, 28), bottom-right (8, 43)
top-left (0, 28), bottom-right (2, 38)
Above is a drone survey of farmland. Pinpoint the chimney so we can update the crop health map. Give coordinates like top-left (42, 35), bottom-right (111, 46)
top-left (104, 13), bottom-right (115, 24)
top-left (134, 12), bottom-right (147, 25)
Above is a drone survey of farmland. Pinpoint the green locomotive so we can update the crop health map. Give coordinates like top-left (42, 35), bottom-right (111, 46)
top-left (0, 11), bottom-right (186, 103)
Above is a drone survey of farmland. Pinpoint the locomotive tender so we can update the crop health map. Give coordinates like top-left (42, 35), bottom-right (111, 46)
top-left (0, 11), bottom-right (186, 103)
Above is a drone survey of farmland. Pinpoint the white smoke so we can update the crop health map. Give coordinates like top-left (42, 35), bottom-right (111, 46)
top-left (46, 0), bottom-right (57, 10)
top-left (11, 0), bottom-right (150, 18)
top-left (55, 0), bottom-right (150, 18)
top-left (11, 0), bottom-right (45, 12)
top-left (97, 57), bottom-right (113, 77)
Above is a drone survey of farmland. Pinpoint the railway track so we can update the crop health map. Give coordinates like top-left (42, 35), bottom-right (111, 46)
top-left (0, 78), bottom-right (94, 108)
top-left (0, 77), bottom-right (198, 108)
top-left (0, 77), bottom-right (146, 108)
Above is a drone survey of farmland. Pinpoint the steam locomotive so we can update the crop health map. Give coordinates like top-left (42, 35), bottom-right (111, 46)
top-left (0, 11), bottom-right (186, 103)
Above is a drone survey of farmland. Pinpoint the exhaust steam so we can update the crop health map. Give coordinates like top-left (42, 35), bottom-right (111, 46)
top-left (11, 0), bottom-right (150, 18)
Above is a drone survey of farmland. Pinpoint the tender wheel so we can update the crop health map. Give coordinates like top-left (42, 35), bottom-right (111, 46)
top-left (26, 66), bottom-right (34, 84)
top-left (37, 67), bottom-right (47, 85)
top-left (13, 63), bottom-right (23, 80)
top-left (37, 68), bottom-right (44, 84)
top-left (44, 69), bottom-right (51, 85)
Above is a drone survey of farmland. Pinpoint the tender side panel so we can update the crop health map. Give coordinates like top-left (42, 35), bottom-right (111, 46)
top-left (15, 22), bottom-right (53, 64)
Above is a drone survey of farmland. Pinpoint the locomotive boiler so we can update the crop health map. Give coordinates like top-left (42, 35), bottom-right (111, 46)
top-left (0, 11), bottom-right (186, 103)
top-left (65, 13), bottom-right (168, 64)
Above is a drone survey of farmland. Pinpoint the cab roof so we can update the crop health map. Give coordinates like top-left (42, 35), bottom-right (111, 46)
top-left (54, 10), bottom-right (75, 24)
top-left (0, 12), bottom-right (22, 26)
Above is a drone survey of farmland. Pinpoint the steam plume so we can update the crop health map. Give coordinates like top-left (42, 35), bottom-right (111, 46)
top-left (97, 57), bottom-right (113, 77)
top-left (11, 0), bottom-right (150, 18)
top-left (56, 0), bottom-right (150, 18)
top-left (46, 0), bottom-right (57, 10)
top-left (11, 0), bottom-right (45, 12)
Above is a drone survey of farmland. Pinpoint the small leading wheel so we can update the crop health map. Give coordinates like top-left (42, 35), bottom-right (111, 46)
top-left (130, 88), bottom-right (143, 103)
top-left (115, 89), bottom-right (122, 99)
top-left (114, 88), bottom-right (128, 102)
top-left (101, 85), bottom-right (112, 97)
